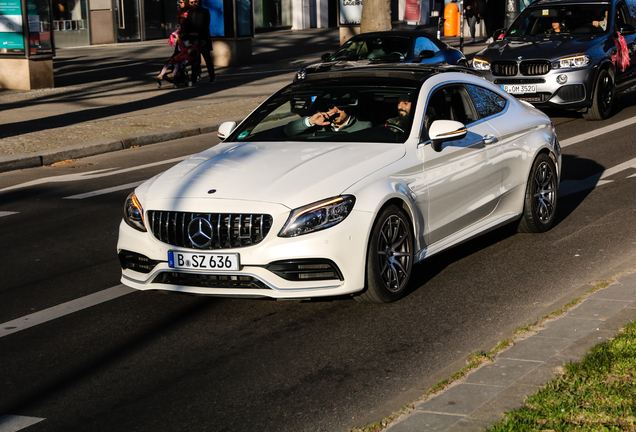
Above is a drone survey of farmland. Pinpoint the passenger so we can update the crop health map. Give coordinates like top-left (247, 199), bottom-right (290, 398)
top-left (285, 97), bottom-right (372, 137)
top-left (546, 20), bottom-right (568, 33)
top-left (385, 94), bottom-right (412, 131)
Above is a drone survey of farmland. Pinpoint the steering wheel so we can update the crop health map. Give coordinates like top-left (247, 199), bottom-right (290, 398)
top-left (385, 123), bottom-right (404, 133)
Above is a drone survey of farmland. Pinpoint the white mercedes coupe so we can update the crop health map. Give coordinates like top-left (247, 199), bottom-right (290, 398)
top-left (117, 65), bottom-right (561, 303)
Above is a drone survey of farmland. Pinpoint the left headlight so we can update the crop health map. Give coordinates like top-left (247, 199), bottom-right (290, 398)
top-left (552, 54), bottom-right (592, 69)
top-left (124, 192), bottom-right (147, 232)
top-left (279, 196), bottom-right (356, 237)
top-left (472, 58), bottom-right (490, 71)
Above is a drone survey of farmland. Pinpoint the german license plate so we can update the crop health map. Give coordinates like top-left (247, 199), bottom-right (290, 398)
top-left (502, 84), bottom-right (536, 94)
top-left (168, 251), bottom-right (240, 271)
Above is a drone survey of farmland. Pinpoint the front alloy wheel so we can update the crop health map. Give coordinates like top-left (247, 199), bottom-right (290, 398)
top-left (518, 154), bottom-right (558, 233)
top-left (583, 69), bottom-right (614, 120)
top-left (357, 205), bottom-right (413, 303)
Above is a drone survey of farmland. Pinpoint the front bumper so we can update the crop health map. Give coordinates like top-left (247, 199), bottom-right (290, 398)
top-left (480, 66), bottom-right (597, 110)
top-left (116, 208), bottom-right (375, 299)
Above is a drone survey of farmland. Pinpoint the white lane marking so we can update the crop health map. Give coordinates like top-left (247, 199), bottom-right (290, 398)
top-left (63, 181), bottom-right (144, 199)
top-left (0, 156), bottom-right (190, 193)
top-left (0, 285), bottom-right (134, 339)
top-left (559, 156), bottom-right (636, 196)
top-left (0, 415), bottom-right (45, 431)
top-left (0, 211), bottom-right (18, 218)
top-left (560, 117), bottom-right (636, 148)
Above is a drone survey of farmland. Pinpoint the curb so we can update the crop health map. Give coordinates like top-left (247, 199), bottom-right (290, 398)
top-left (0, 123), bottom-right (222, 173)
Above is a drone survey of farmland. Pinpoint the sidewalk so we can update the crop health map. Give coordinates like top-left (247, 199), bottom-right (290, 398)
top-left (0, 29), bottom-right (488, 173)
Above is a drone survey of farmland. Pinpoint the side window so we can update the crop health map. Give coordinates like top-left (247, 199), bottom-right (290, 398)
top-left (421, 85), bottom-right (478, 140)
top-left (616, 2), bottom-right (631, 26)
top-left (625, 0), bottom-right (636, 24)
top-left (466, 84), bottom-right (507, 118)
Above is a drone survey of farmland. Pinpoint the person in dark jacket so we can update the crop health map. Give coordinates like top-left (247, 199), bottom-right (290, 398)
top-left (464, 0), bottom-right (485, 42)
top-left (182, 0), bottom-right (216, 84)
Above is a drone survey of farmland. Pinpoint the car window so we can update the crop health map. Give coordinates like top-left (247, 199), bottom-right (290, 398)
top-left (616, 2), bottom-right (632, 26)
top-left (421, 85), bottom-right (478, 141)
top-left (507, 3), bottom-right (611, 36)
top-left (414, 37), bottom-right (440, 57)
top-left (626, 0), bottom-right (636, 23)
top-left (466, 85), bottom-right (507, 118)
top-left (226, 84), bottom-right (420, 144)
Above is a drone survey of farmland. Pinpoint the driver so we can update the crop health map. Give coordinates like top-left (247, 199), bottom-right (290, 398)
top-left (385, 94), bottom-right (412, 131)
top-left (285, 95), bottom-right (371, 137)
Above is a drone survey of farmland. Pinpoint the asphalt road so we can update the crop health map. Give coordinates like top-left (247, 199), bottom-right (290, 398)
top-left (1, 103), bottom-right (636, 431)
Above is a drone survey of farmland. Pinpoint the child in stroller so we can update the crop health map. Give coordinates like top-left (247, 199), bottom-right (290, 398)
top-left (155, 37), bottom-right (200, 88)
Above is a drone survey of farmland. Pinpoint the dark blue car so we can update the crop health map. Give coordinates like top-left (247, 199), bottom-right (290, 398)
top-left (294, 30), bottom-right (467, 81)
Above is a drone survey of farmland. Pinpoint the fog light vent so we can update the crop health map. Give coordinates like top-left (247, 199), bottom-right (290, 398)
top-left (119, 250), bottom-right (161, 274)
top-left (267, 259), bottom-right (344, 281)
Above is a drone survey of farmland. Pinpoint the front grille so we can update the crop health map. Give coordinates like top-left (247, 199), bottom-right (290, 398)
top-left (520, 61), bottom-right (550, 76)
top-left (152, 272), bottom-right (270, 289)
top-left (491, 62), bottom-right (518, 76)
top-left (494, 78), bottom-right (546, 85)
top-left (516, 93), bottom-right (552, 102)
top-left (147, 211), bottom-right (273, 250)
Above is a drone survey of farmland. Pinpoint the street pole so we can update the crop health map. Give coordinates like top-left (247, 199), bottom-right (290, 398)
top-left (505, 0), bottom-right (519, 29)
top-left (459, 0), bottom-right (464, 53)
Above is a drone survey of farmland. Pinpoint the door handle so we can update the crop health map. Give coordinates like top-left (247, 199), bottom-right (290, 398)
top-left (483, 135), bottom-right (498, 145)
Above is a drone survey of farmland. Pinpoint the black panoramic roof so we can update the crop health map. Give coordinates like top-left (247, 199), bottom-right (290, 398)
top-left (300, 63), bottom-right (480, 83)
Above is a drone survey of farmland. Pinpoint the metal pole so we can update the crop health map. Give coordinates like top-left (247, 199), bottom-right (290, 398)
top-left (459, 0), bottom-right (464, 53)
top-left (505, 0), bottom-right (518, 29)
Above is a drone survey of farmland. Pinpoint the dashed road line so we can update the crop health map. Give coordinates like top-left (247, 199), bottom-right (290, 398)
top-left (0, 415), bottom-right (45, 432)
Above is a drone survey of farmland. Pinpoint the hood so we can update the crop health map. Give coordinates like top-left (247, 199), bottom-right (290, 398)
top-left (478, 35), bottom-right (606, 60)
top-left (142, 141), bottom-right (405, 209)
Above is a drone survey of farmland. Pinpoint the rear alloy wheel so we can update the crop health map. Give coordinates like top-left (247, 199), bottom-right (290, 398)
top-left (357, 205), bottom-right (413, 303)
top-left (518, 154), bottom-right (558, 233)
top-left (583, 69), bottom-right (614, 120)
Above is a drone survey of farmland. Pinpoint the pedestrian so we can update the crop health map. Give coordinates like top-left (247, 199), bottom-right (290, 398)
top-left (182, 0), bottom-right (216, 84)
top-left (464, 0), bottom-right (485, 43)
top-left (484, 0), bottom-right (505, 43)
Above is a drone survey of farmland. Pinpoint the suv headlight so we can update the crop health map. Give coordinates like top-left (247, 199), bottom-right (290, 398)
top-left (124, 192), bottom-right (147, 232)
top-left (552, 54), bottom-right (592, 69)
top-left (279, 196), bottom-right (356, 237)
top-left (472, 58), bottom-right (490, 71)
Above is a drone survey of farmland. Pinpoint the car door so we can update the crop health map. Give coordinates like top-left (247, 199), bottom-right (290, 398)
top-left (615, 0), bottom-right (636, 89)
top-left (416, 84), bottom-right (504, 246)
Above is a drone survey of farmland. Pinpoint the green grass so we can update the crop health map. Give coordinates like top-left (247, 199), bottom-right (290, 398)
top-left (487, 320), bottom-right (636, 432)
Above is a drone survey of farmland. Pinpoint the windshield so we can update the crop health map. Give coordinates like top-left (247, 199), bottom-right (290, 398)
top-left (331, 36), bottom-right (413, 61)
top-left (507, 3), bottom-right (611, 37)
top-left (226, 83), bottom-right (420, 144)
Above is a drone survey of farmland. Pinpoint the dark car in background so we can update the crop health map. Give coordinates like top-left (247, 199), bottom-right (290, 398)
top-left (294, 30), bottom-right (467, 81)
top-left (472, 0), bottom-right (636, 120)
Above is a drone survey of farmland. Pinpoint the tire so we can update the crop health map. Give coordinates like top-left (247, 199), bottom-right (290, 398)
top-left (583, 69), bottom-right (614, 121)
top-left (356, 205), bottom-right (414, 303)
top-left (518, 153), bottom-right (558, 233)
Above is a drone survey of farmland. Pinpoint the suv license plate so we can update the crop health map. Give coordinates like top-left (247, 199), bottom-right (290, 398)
top-left (168, 251), bottom-right (240, 271)
top-left (503, 84), bottom-right (537, 94)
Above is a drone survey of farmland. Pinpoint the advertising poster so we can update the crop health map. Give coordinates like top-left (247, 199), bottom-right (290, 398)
top-left (339, 0), bottom-right (362, 25)
top-left (0, 0), bottom-right (25, 49)
top-left (206, 0), bottom-right (225, 36)
top-left (404, 0), bottom-right (421, 21)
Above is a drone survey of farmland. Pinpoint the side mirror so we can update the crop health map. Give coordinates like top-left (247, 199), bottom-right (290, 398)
top-left (429, 120), bottom-right (467, 152)
top-left (494, 28), bottom-right (506, 40)
top-left (618, 24), bottom-right (636, 35)
top-left (217, 121), bottom-right (237, 140)
top-left (417, 50), bottom-right (436, 60)
top-left (321, 53), bottom-right (332, 62)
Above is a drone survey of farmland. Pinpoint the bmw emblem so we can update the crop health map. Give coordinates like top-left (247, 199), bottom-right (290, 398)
top-left (188, 217), bottom-right (213, 248)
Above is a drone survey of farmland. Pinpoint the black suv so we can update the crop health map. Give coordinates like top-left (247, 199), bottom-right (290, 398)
top-left (472, 0), bottom-right (636, 120)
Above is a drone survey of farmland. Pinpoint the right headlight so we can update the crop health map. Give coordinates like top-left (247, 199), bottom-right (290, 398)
top-left (472, 58), bottom-right (491, 71)
top-left (278, 196), bottom-right (355, 237)
top-left (551, 54), bottom-right (592, 69)
top-left (124, 192), bottom-right (147, 232)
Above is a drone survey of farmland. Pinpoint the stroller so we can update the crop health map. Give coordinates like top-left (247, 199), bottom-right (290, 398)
top-left (155, 37), bottom-right (200, 89)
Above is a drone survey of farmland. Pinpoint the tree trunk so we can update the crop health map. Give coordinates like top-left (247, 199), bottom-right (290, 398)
top-left (360, 0), bottom-right (392, 33)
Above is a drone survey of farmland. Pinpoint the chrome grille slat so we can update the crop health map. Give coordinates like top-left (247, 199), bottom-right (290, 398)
top-left (148, 211), bottom-right (273, 250)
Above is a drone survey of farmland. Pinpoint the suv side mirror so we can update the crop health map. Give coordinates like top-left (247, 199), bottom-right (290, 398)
top-left (429, 120), bottom-right (467, 152)
top-left (618, 24), bottom-right (636, 35)
top-left (493, 28), bottom-right (506, 40)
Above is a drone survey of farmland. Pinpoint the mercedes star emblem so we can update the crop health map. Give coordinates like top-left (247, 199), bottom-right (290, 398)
top-left (187, 217), bottom-right (213, 248)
